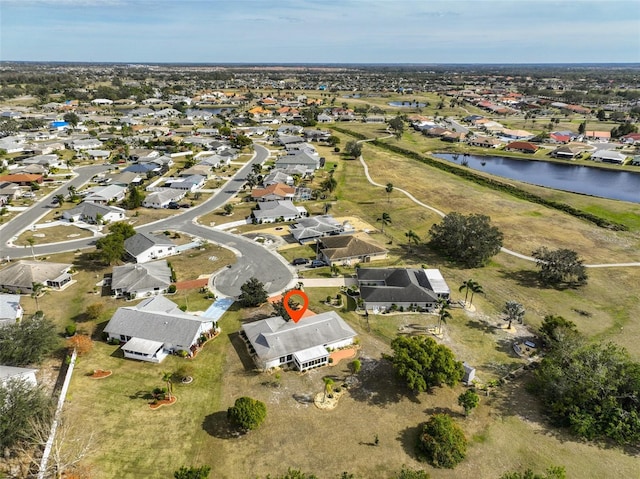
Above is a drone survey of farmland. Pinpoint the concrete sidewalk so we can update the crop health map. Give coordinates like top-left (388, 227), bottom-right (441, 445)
top-left (298, 277), bottom-right (357, 288)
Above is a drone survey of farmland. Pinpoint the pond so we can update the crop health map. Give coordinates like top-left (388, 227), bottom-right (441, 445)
top-left (433, 153), bottom-right (640, 203)
top-left (388, 101), bottom-right (428, 107)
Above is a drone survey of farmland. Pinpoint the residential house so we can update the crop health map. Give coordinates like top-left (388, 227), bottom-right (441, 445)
top-left (71, 138), bottom-right (103, 151)
top-left (104, 296), bottom-right (216, 363)
top-left (197, 153), bottom-right (231, 168)
top-left (263, 170), bottom-right (294, 186)
top-left (179, 164), bottom-right (212, 178)
top-left (63, 202), bottom-right (126, 224)
top-left (585, 131), bottom-right (611, 142)
top-left (251, 200), bottom-right (307, 224)
top-left (621, 133), bottom-right (640, 144)
top-left (143, 188), bottom-right (186, 209)
top-left (551, 145), bottom-right (584, 159)
top-left (124, 233), bottom-right (177, 263)
top-left (289, 215), bottom-right (350, 243)
top-left (110, 260), bottom-right (172, 299)
top-left (251, 183), bottom-right (295, 202)
top-left (240, 311), bottom-right (357, 371)
top-left (0, 366), bottom-right (37, 387)
top-left (21, 154), bottom-right (61, 170)
top-left (0, 182), bottom-right (21, 205)
top-left (0, 261), bottom-right (72, 294)
top-left (83, 184), bottom-right (127, 204)
top-left (0, 173), bottom-right (43, 186)
top-left (356, 267), bottom-right (450, 313)
top-left (317, 234), bottom-right (388, 266)
top-left (505, 141), bottom-right (539, 154)
top-left (275, 151), bottom-right (322, 173)
top-left (108, 171), bottom-right (143, 187)
top-left (0, 293), bottom-right (23, 327)
top-left (590, 150), bottom-right (628, 164)
top-left (165, 174), bottom-right (205, 192)
top-left (468, 137), bottom-right (502, 148)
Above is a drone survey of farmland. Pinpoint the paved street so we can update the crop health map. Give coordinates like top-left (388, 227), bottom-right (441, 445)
top-left (0, 145), bottom-right (295, 296)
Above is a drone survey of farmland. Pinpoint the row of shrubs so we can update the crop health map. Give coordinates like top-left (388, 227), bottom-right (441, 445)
top-left (330, 126), bottom-right (628, 231)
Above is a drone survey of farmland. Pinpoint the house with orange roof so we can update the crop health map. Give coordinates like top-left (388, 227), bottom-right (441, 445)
top-left (0, 173), bottom-right (43, 186)
top-left (251, 183), bottom-right (296, 202)
top-left (585, 131), bottom-right (611, 141)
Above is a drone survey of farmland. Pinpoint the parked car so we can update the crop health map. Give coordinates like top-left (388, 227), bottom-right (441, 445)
top-left (179, 203), bottom-right (191, 208)
top-left (292, 257), bottom-right (309, 266)
top-left (309, 259), bottom-right (327, 268)
top-left (167, 202), bottom-right (180, 209)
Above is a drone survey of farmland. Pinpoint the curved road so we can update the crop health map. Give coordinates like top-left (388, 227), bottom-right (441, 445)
top-left (358, 135), bottom-right (640, 268)
top-left (0, 145), bottom-right (295, 296)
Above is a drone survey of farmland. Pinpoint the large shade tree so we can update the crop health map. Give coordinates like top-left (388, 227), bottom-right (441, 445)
top-left (429, 212), bottom-right (503, 268)
top-left (531, 247), bottom-right (588, 287)
top-left (238, 277), bottom-right (268, 307)
top-left (227, 396), bottom-right (267, 432)
top-left (416, 414), bottom-right (467, 469)
top-left (388, 336), bottom-right (464, 393)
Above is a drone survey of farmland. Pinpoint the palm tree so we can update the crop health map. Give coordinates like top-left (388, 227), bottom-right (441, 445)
top-left (437, 299), bottom-right (452, 333)
top-left (54, 194), bottom-right (65, 207)
top-left (468, 281), bottom-right (484, 307)
top-left (385, 183), bottom-right (394, 203)
top-left (26, 237), bottom-right (36, 259)
top-left (323, 377), bottom-right (334, 402)
top-left (458, 279), bottom-right (475, 306)
top-left (503, 300), bottom-right (525, 330)
top-left (376, 212), bottom-right (391, 233)
top-left (404, 230), bottom-right (420, 253)
top-left (330, 264), bottom-right (340, 277)
top-left (162, 371), bottom-right (173, 401)
top-left (31, 282), bottom-right (45, 311)
top-left (67, 185), bottom-right (77, 201)
top-left (322, 202), bottom-right (332, 215)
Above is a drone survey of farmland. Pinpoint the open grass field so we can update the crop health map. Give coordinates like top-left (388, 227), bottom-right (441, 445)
top-left (15, 122), bottom-right (640, 478)
top-left (16, 223), bottom-right (94, 245)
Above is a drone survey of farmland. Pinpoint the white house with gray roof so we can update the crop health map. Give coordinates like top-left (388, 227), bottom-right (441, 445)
top-left (143, 188), bottom-right (185, 209)
top-left (240, 311), bottom-right (356, 371)
top-left (0, 261), bottom-right (72, 294)
top-left (124, 232), bottom-right (177, 263)
top-left (63, 202), bottom-right (126, 224)
top-left (110, 260), bottom-right (172, 299)
top-left (104, 296), bottom-right (215, 363)
top-left (0, 294), bottom-right (23, 327)
top-left (250, 200), bottom-right (307, 224)
top-left (83, 184), bottom-right (127, 204)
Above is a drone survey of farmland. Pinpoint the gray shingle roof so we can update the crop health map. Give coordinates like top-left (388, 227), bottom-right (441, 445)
top-left (357, 268), bottom-right (441, 305)
top-left (111, 260), bottom-right (172, 293)
top-left (0, 261), bottom-right (71, 291)
top-left (124, 233), bottom-right (175, 257)
top-left (242, 311), bottom-right (356, 363)
top-left (104, 296), bottom-right (211, 349)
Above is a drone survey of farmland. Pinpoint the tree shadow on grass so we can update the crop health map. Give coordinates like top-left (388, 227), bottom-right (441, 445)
top-left (502, 269), bottom-right (542, 289)
top-left (465, 319), bottom-right (498, 335)
top-left (495, 338), bottom-right (518, 357)
top-left (202, 411), bottom-right (244, 439)
top-left (397, 424), bottom-right (421, 460)
top-left (129, 390), bottom-right (154, 401)
top-left (74, 251), bottom-right (107, 273)
top-left (423, 406), bottom-right (464, 419)
top-left (227, 331), bottom-right (258, 372)
top-left (349, 357), bottom-right (413, 406)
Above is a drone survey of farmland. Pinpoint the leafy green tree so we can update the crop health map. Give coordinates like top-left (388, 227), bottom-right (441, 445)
top-left (95, 221), bottom-right (136, 265)
top-left (429, 212), bottom-right (503, 268)
top-left (539, 314), bottom-right (579, 347)
top-left (0, 314), bottom-right (57, 366)
top-left (389, 336), bottom-right (464, 393)
top-left (416, 414), bottom-right (467, 468)
top-left (350, 359), bottom-right (361, 376)
top-left (533, 340), bottom-right (640, 444)
top-left (457, 389), bottom-right (479, 416)
top-left (394, 466), bottom-right (431, 479)
top-left (173, 465), bottom-right (211, 479)
top-left (238, 277), bottom-right (268, 307)
top-left (122, 185), bottom-right (145, 210)
top-left (323, 377), bottom-right (334, 402)
top-left (327, 135), bottom-right (341, 147)
top-left (63, 112), bottom-right (80, 128)
top-left (223, 203), bottom-right (234, 215)
top-left (377, 212), bottom-right (391, 233)
top-left (388, 116), bottom-right (405, 138)
top-left (0, 378), bottom-right (54, 450)
top-left (532, 247), bottom-right (587, 287)
top-left (227, 396), bottom-right (267, 431)
top-left (500, 466), bottom-right (567, 479)
top-left (578, 120), bottom-right (587, 135)
top-left (344, 140), bottom-right (362, 158)
top-left (503, 300), bottom-right (525, 330)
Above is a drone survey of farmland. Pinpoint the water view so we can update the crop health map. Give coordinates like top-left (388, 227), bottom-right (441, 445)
top-left (433, 153), bottom-right (640, 203)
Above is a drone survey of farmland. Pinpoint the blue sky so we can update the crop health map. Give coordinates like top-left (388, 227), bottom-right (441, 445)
top-left (1, 0), bottom-right (639, 63)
